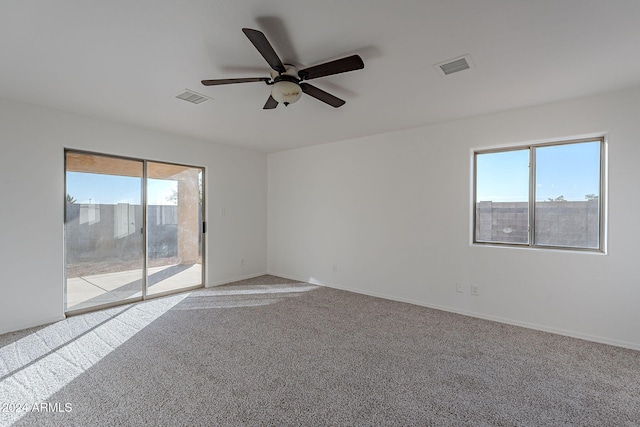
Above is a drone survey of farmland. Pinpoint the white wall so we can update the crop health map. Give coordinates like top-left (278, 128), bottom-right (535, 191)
top-left (268, 86), bottom-right (640, 350)
top-left (0, 98), bottom-right (267, 334)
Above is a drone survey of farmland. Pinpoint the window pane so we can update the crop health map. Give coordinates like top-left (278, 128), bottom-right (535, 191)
top-left (475, 149), bottom-right (529, 244)
top-left (534, 141), bottom-right (600, 248)
top-left (147, 162), bottom-right (203, 296)
top-left (65, 152), bottom-right (144, 312)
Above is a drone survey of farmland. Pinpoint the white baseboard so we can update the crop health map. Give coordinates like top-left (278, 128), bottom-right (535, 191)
top-left (206, 272), bottom-right (268, 288)
top-left (267, 271), bottom-right (640, 352)
top-left (0, 315), bottom-right (67, 336)
top-left (7, 272), bottom-right (637, 352)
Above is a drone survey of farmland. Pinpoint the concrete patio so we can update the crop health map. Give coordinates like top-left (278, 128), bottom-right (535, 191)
top-left (66, 263), bottom-right (202, 311)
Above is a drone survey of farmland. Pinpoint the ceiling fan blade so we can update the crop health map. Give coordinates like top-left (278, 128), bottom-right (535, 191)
top-left (201, 77), bottom-right (270, 86)
top-left (263, 95), bottom-right (278, 109)
top-left (299, 55), bottom-right (364, 80)
top-left (242, 28), bottom-right (286, 73)
top-left (300, 83), bottom-right (346, 108)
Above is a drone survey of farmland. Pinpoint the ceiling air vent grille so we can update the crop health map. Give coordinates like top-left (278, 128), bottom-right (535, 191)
top-left (434, 55), bottom-right (474, 76)
top-left (176, 90), bottom-right (210, 104)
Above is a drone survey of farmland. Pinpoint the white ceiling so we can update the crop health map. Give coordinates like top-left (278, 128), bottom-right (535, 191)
top-left (1, 1), bottom-right (640, 153)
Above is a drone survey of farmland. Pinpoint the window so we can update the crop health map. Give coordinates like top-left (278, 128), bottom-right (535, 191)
top-left (474, 138), bottom-right (604, 251)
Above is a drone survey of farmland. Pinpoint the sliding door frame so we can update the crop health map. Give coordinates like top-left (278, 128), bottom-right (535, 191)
top-left (64, 149), bottom-right (205, 316)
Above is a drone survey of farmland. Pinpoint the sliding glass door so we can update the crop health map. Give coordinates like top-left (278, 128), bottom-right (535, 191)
top-left (147, 162), bottom-right (203, 296)
top-left (65, 152), bottom-right (144, 312)
top-left (65, 151), bottom-right (204, 313)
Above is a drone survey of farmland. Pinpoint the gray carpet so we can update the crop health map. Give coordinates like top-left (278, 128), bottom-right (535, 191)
top-left (1, 275), bottom-right (639, 426)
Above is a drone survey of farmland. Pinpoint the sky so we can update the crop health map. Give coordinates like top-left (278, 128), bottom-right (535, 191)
top-left (66, 172), bottom-right (177, 206)
top-left (476, 141), bottom-right (601, 202)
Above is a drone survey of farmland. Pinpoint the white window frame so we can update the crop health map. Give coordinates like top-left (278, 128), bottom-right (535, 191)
top-left (473, 137), bottom-right (606, 252)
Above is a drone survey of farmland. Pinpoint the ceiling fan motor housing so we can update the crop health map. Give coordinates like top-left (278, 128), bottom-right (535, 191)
top-left (270, 66), bottom-right (302, 105)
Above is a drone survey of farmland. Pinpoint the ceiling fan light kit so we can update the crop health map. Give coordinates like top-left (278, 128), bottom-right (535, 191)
top-left (201, 27), bottom-right (364, 109)
top-left (270, 66), bottom-right (302, 106)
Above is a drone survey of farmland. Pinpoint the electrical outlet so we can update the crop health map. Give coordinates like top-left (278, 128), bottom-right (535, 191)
top-left (471, 284), bottom-right (479, 296)
top-left (456, 282), bottom-right (464, 293)
top-left (332, 265), bottom-right (338, 273)
top-left (240, 258), bottom-right (245, 267)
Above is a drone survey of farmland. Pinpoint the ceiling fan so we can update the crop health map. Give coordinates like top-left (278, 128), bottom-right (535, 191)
top-left (201, 28), bottom-right (364, 109)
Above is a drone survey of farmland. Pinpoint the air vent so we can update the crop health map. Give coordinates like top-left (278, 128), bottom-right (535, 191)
top-left (176, 90), bottom-right (210, 104)
top-left (434, 55), bottom-right (474, 76)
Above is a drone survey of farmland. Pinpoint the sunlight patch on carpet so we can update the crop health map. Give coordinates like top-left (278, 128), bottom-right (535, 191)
top-left (172, 284), bottom-right (320, 310)
top-left (0, 293), bottom-right (189, 425)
